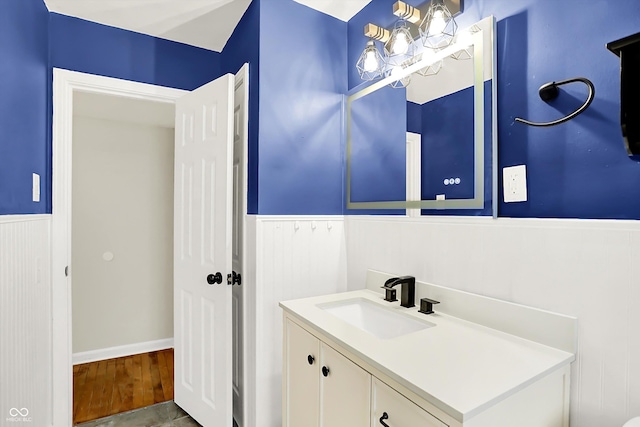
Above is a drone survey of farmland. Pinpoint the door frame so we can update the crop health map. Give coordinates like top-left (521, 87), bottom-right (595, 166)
top-left (51, 68), bottom-right (253, 427)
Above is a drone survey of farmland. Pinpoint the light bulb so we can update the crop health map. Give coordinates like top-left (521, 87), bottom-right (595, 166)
top-left (429, 10), bottom-right (447, 35)
top-left (363, 50), bottom-right (379, 73)
top-left (391, 32), bottom-right (409, 55)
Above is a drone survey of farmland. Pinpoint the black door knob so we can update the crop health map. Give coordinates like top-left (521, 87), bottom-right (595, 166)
top-left (227, 271), bottom-right (242, 286)
top-left (307, 355), bottom-right (315, 365)
top-left (322, 366), bottom-right (330, 377)
top-left (207, 272), bottom-right (222, 285)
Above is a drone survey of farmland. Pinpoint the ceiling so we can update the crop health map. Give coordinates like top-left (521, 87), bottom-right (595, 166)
top-left (43, 0), bottom-right (373, 52)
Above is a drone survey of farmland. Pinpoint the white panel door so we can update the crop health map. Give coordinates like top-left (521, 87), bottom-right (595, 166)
top-left (232, 65), bottom-right (248, 426)
top-left (174, 73), bottom-right (235, 427)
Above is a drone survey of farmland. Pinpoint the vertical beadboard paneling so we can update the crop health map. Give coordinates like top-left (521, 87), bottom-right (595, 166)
top-left (0, 216), bottom-right (51, 426)
top-left (345, 216), bottom-right (640, 427)
top-left (252, 216), bottom-right (346, 427)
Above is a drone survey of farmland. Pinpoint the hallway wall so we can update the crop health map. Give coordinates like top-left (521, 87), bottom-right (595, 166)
top-left (72, 116), bottom-right (174, 355)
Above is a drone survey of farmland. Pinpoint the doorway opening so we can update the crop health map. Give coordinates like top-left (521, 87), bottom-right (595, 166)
top-left (70, 91), bottom-right (177, 424)
top-left (52, 67), bottom-right (250, 427)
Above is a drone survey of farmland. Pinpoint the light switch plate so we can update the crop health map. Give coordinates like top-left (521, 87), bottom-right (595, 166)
top-left (32, 173), bottom-right (40, 202)
top-left (503, 165), bottom-right (527, 203)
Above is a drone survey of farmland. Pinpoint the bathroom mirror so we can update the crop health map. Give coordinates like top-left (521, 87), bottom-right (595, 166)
top-left (346, 16), bottom-right (496, 215)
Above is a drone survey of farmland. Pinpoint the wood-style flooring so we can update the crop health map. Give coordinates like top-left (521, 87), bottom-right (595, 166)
top-left (73, 349), bottom-right (174, 425)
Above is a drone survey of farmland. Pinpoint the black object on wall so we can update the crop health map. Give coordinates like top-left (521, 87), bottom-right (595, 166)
top-left (515, 77), bottom-right (595, 127)
top-left (608, 32), bottom-right (640, 156)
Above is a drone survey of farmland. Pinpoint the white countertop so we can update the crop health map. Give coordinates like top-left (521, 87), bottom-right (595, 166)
top-left (280, 289), bottom-right (575, 422)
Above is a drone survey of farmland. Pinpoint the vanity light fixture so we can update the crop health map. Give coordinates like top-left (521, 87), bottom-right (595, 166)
top-left (356, 40), bottom-right (386, 81)
top-left (419, 0), bottom-right (458, 49)
top-left (357, 0), bottom-right (463, 84)
top-left (384, 20), bottom-right (417, 88)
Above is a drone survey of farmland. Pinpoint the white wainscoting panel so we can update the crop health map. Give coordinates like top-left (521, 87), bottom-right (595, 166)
top-left (345, 215), bottom-right (640, 427)
top-left (0, 215), bottom-right (52, 427)
top-left (251, 216), bottom-right (347, 427)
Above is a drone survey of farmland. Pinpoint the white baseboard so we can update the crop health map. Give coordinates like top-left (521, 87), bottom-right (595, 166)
top-left (72, 338), bottom-right (174, 365)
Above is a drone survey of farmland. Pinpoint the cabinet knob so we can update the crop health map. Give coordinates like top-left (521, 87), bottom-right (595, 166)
top-left (379, 412), bottom-right (390, 427)
top-left (322, 366), bottom-right (330, 377)
top-left (307, 355), bottom-right (315, 365)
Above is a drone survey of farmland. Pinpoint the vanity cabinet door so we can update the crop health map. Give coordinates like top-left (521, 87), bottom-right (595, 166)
top-left (320, 342), bottom-right (371, 427)
top-left (372, 378), bottom-right (447, 427)
top-left (284, 320), bottom-right (320, 427)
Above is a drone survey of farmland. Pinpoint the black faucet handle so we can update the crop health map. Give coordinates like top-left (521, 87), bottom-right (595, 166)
top-left (381, 286), bottom-right (398, 302)
top-left (418, 298), bottom-right (440, 315)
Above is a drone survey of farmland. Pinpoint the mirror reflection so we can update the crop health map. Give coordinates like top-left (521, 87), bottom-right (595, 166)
top-left (346, 16), bottom-right (496, 215)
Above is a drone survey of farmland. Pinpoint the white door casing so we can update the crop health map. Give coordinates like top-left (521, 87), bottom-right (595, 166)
top-left (174, 73), bottom-right (235, 426)
top-left (406, 132), bottom-right (421, 218)
top-left (51, 69), bottom-right (186, 427)
top-left (52, 68), bottom-right (247, 427)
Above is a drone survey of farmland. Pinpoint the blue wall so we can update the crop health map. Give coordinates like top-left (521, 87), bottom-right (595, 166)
top-left (6, 0), bottom-right (639, 220)
top-left (50, 13), bottom-right (222, 91)
top-left (421, 86), bottom-right (475, 201)
top-left (420, 81), bottom-right (494, 216)
top-left (221, 0), bottom-right (261, 214)
top-left (350, 85), bottom-right (406, 203)
top-left (0, 0), bottom-right (50, 214)
top-left (258, 0), bottom-right (347, 215)
top-left (407, 101), bottom-right (422, 134)
top-left (349, 0), bottom-right (640, 219)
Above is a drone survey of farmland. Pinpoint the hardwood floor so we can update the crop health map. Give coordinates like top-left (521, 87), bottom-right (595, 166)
top-left (73, 349), bottom-right (174, 425)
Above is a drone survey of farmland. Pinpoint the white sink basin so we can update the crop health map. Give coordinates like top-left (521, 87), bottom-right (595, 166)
top-left (318, 298), bottom-right (435, 340)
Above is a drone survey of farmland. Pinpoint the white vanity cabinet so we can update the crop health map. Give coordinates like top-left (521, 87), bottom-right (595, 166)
top-left (281, 286), bottom-right (576, 427)
top-left (284, 319), bottom-right (370, 427)
top-left (284, 319), bottom-right (320, 427)
top-left (320, 342), bottom-right (371, 427)
top-left (372, 378), bottom-right (447, 427)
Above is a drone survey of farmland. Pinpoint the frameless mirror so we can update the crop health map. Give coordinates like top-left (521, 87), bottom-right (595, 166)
top-left (346, 16), bottom-right (496, 215)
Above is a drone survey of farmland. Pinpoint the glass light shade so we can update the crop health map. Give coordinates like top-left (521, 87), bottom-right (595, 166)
top-left (357, 40), bottom-right (385, 81)
top-left (383, 20), bottom-right (416, 89)
top-left (419, 0), bottom-right (458, 49)
top-left (384, 20), bottom-right (417, 59)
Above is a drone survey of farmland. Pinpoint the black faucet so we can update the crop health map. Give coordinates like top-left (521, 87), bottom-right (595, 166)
top-left (382, 276), bottom-right (416, 308)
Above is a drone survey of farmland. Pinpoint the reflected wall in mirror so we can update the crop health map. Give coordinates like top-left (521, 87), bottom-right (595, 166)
top-left (346, 16), bottom-right (497, 216)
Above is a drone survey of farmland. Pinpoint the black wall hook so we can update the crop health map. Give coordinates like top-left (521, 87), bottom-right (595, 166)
top-left (515, 77), bottom-right (595, 127)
